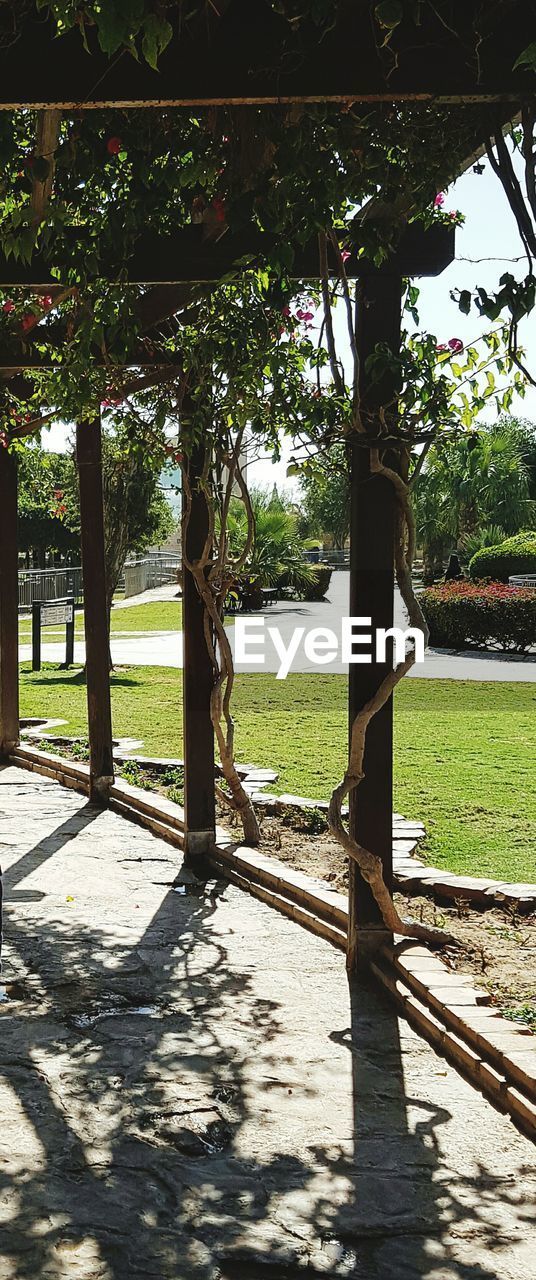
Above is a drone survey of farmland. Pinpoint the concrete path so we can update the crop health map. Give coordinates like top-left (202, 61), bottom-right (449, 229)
top-left (22, 573), bottom-right (536, 680)
top-left (1, 764), bottom-right (535, 1279)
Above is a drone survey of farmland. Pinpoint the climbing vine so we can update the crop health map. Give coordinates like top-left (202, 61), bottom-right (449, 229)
top-left (0, 16), bottom-right (533, 879)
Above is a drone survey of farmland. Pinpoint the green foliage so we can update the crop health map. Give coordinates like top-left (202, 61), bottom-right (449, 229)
top-left (301, 564), bottom-right (332, 601)
top-left (227, 486), bottom-right (317, 604)
top-left (413, 423), bottom-right (534, 562)
top-left (469, 531), bottom-right (536, 583)
top-left (421, 580), bottom-right (536, 652)
top-left (299, 443), bottom-right (350, 549)
top-left (16, 445), bottom-right (79, 560)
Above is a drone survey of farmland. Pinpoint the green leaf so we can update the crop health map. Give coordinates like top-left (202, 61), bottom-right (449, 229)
top-left (513, 42), bottom-right (536, 73)
top-left (141, 15), bottom-right (173, 70)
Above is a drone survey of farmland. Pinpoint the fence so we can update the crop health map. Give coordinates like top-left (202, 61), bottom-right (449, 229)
top-left (123, 554), bottom-right (181, 598)
top-left (19, 567), bottom-right (83, 612)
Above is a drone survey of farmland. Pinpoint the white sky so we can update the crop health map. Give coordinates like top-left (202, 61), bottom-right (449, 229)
top-left (43, 153), bottom-right (536, 498)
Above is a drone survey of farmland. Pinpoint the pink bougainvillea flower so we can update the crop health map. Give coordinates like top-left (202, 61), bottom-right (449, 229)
top-left (2, 300), bottom-right (14, 313)
top-left (434, 192), bottom-right (445, 207)
top-left (282, 305), bottom-right (290, 317)
top-left (296, 309), bottom-right (314, 322)
top-left (436, 343), bottom-right (448, 352)
top-left (211, 196), bottom-right (226, 222)
top-left (40, 294), bottom-right (53, 309)
top-left (448, 337), bottom-right (464, 353)
top-left (341, 249), bottom-right (351, 263)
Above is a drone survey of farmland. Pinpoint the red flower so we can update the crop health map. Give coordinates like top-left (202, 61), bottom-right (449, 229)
top-left (21, 315), bottom-right (34, 333)
top-left (436, 343), bottom-right (448, 353)
top-left (211, 196), bottom-right (226, 223)
top-left (2, 300), bottom-right (14, 313)
top-left (448, 337), bottom-right (464, 354)
top-left (341, 249), bottom-right (351, 264)
top-left (434, 192), bottom-right (445, 208)
top-left (40, 294), bottom-right (53, 309)
top-left (106, 136), bottom-right (122, 155)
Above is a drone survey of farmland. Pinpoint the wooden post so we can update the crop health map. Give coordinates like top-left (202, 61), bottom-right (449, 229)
top-left (182, 443), bottom-right (216, 861)
top-left (347, 270), bottom-right (402, 972)
top-left (0, 447), bottom-right (19, 758)
top-left (76, 416), bottom-right (114, 804)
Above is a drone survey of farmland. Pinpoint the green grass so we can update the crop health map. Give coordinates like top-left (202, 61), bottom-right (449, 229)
top-left (18, 666), bottom-right (535, 883)
top-left (19, 600), bottom-right (182, 642)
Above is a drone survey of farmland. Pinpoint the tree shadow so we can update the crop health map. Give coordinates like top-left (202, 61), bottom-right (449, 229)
top-left (0, 783), bottom-right (532, 1279)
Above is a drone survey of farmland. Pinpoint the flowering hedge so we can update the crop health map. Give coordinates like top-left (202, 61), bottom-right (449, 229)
top-left (420, 581), bottom-right (536, 653)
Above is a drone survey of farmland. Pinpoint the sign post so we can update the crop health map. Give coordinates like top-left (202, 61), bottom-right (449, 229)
top-left (32, 597), bottom-right (75, 671)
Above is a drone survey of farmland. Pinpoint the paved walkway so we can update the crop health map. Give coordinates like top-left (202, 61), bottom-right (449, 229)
top-left (1, 765), bottom-right (534, 1279)
top-left (22, 574), bottom-right (536, 680)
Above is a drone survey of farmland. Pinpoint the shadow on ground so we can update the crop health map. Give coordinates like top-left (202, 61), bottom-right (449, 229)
top-left (0, 776), bottom-right (532, 1279)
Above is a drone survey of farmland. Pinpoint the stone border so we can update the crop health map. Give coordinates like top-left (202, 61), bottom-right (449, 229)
top-left (21, 731), bottom-right (536, 912)
top-left (8, 743), bottom-right (535, 1139)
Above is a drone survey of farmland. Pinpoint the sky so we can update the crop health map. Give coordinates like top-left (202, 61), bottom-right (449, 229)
top-left (42, 150), bottom-right (536, 497)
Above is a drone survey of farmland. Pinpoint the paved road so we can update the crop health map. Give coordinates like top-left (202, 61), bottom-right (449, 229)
top-left (21, 572), bottom-right (536, 681)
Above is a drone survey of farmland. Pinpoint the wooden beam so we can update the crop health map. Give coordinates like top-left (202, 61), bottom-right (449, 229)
top-left (76, 415), bottom-right (114, 804)
top-left (0, 447), bottom-right (19, 757)
top-left (347, 270), bottom-right (402, 973)
top-left (182, 443), bottom-right (216, 861)
top-left (0, 223), bottom-right (455, 287)
top-left (0, 1), bottom-right (532, 107)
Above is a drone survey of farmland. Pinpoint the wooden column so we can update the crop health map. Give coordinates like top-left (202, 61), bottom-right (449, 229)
top-left (182, 444), bottom-right (216, 861)
top-left (76, 416), bottom-right (114, 804)
top-left (0, 447), bottom-right (19, 758)
top-left (347, 270), bottom-right (402, 972)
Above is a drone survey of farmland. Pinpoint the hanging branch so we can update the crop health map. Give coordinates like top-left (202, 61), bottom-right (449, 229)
top-left (319, 231), bottom-right (345, 398)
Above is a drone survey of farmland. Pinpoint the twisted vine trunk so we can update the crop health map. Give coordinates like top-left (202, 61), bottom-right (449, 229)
top-left (328, 446), bottom-right (458, 952)
top-left (182, 451), bottom-right (260, 847)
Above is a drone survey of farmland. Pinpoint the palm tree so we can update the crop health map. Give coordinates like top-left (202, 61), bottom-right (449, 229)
top-left (413, 424), bottom-right (534, 581)
top-left (226, 487), bottom-right (317, 606)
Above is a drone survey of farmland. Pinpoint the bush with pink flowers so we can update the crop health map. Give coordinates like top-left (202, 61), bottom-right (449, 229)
top-left (420, 580), bottom-right (536, 653)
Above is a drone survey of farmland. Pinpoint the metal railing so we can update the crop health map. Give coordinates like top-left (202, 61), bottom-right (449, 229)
top-left (123, 553), bottom-right (181, 598)
top-left (19, 567), bottom-right (83, 612)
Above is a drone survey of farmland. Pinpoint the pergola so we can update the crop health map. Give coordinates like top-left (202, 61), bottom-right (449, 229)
top-left (0, 0), bottom-right (532, 971)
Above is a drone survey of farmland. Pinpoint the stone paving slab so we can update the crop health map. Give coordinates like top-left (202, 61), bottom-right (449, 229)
top-left (0, 763), bottom-right (535, 1280)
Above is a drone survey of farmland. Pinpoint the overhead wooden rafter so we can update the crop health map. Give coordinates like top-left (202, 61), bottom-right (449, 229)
top-left (0, 0), bottom-right (534, 107)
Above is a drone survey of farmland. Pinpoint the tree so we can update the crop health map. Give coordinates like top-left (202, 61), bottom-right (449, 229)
top-left (491, 415), bottom-right (536, 501)
top-left (101, 429), bottom-right (176, 617)
top-left (299, 445), bottom-right (350, 549)
top-left (413, 423), bottom-right (534, 581)
top-left (16, 437), bottom-right (175, 611)
top-left (226, 485), bottom-right (316, 604)
top-left (16, 445), bottom-right (79, 567)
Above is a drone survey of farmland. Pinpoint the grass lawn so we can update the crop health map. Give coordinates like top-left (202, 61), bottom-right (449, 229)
top-left (19, 665), bottom-right (535, 883)
top-left (19, 600), bottom-right (182, 642)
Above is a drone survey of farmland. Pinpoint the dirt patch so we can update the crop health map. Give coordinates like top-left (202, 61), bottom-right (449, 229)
top-left (225, 808), bottom-right (536, 1030)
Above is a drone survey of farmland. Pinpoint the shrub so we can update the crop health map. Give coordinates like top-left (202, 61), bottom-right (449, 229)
top-left (469, 531), bottom-right (536, 582)
top-left (300, 564), bottom-right (332, 601)
top-left (421, 581), bottom-right (536, 653)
